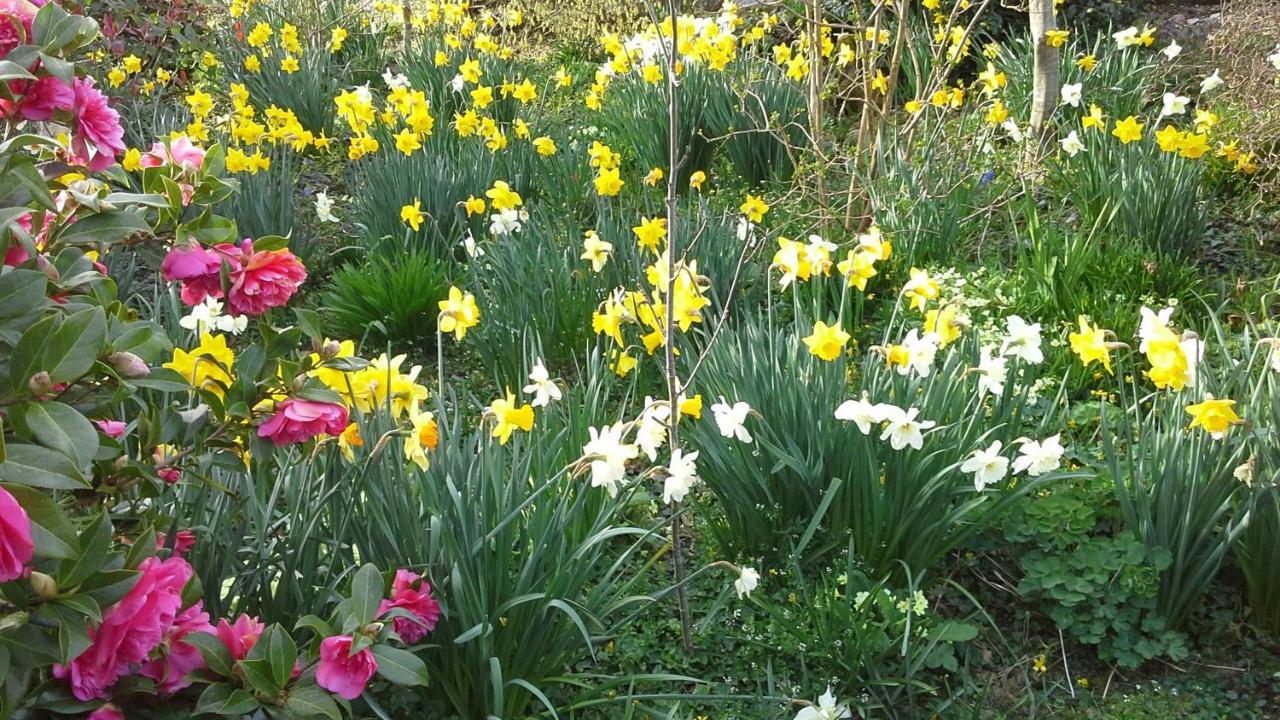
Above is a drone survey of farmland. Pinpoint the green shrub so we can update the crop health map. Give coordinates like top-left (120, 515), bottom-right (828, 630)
top-left (316, 251), bottom-right (452, 350)
top-left (1237, 488), bottom-right (1280, 639)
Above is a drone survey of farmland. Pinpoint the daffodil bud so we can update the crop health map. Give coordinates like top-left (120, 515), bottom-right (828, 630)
top-left (109, 351), bottom-right (150, 378)
top-left (30, 572), bottom-right (58, 599)
top-left (27, 371), bottom-right (53, 396)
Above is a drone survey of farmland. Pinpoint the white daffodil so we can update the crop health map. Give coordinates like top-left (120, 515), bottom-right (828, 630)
top-left (314, 191), bottom-right (338, 223)
top-left (1113, 27), bottom-right (1140, 48)
top-left (961, 441), bottom-right (1010, 492)
top-left (735, 566), bottom-right (760, 598)
top-left (522, 358), bottom-right (561, 407)
top-left (1161, 40), bottom-right (1181, 60)
top-left (711, 398), bottom-right (753, 443)
top-left (1012, 435), bottom-right (1065, 477)
top-left (976, 345), bottom-right (1008, 397)
top-left (1200, 70), bottom-right (1223, 93)
top-left (635, 398), bottom-right (671, 462)
top-left (460, 232), bottom-right (485, 259)
top-left (1060, 82), bottom-right (1083, 107)
top-left (879, 406), bottom-right (936, 451)
top-left (1137, 305), bottom-right (1175, 352)
top-left (794, 688), bottom-right (851, 720)
top-left (583, 423), bottom-right (638, 497)
top-left (834, 396), bottom-right (890, 434)
top-left (1060, 130), bottom-right (1086, 157)
top-left (1161, 92), bottom-right (1190, 117)
top-left (1001, 315), bottom-right (1044, 365)
top-left (663, 449), bottom-right (699, 504)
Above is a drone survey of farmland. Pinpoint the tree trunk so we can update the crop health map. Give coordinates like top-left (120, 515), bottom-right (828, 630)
top-left (1028, 0), bottom-right (1059, 149)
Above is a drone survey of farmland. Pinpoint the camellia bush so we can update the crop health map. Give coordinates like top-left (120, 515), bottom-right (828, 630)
top-left (0, 4), bottom-right (437, 718)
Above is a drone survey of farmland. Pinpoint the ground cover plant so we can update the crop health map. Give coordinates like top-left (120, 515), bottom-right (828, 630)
top-left (2, 0), bottom-right (1280, 718)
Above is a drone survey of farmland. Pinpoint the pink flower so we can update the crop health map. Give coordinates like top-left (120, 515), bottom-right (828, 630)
top-left (316, 635), bottom-right (377, 700)
top-left (0, 485), bottom-right (34, 582)
top-left (139, 601), bottom-right (213, 694)
top-left (58, 556), bottom-right (193, 700)
top-left (16, 76), bottom-right (74, 120)
top-left (141, 135), bottom-right (206, 169)
top-left (87, 705), bottom-right (124, 720)
top-left (226, 241), bottom-right (306, 316)
top-left (257, 398), bottom-right (348, 446)
top-left (95, 419), bottom-right (127, 438)
top-left (0, 0), bottom-right (37, 59)
top-left (214, 614), bottom-right (264, 661)
top-left (377, 570), bottom-right (441, 644)
top-left (160, 243), bottom-right (234, 306)
top-left (70, 77), bottom-right (125, 172)
top-left (156, 529), bottom-right (196, 556)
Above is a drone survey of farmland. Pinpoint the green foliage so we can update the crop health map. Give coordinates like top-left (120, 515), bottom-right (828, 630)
top-left (1013, 496), bottom-right (1189, 669)
top-left (317, 250), bottom-right (451, 351)
top-left (1236, 487), bottom-right (1280, 638)
top-left (687, 314), bottom-right (1069, 577)
top-left (216, 144), bottom-right (299, 241)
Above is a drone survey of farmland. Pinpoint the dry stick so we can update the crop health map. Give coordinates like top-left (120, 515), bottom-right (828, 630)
top-left (1058, 627), bottom-right (1075, 699)
top-left (660, 0), bottom-right (694, 653)
top-left (806, 0), bottom-right (828, 232)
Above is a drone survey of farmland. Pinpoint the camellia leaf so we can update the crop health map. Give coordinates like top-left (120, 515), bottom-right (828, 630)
top-left (0, 269), bottom-right (48, 319)
top-left (1, 482), bottom-right (76, 558)
top-left (195, 683), bottom-right (261, 716)
top-left (0, 444), bottom-right (88, 489)
top-left (348, 564), bottom-right (384, 626)
top-left (370, 644), bottom-right (429, 687)
top-left (185, 631), bottom-right (234, 676)
top-left (57, 211), bottom-right (152, 246)
top-left (17, 401), bottom-right (99, 470)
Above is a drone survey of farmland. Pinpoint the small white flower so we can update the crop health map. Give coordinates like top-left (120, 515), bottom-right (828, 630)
top-left (1011, 435), bottom-right (1065, 477)
top-left (1000, 119), bottom-right (1025, 143)
top-left (1200, 70), bottom-right (1223, 93)
top-left (1060, 82), bottom-right (1083, 108)
top-left (1161, 92), bottom-right (1190, 117)
top-left (314, 191), bottom-right (338, 223)
top-left (736, 216), bottom-right (757, 244)
top-left (1161, 40), bottom-right (1181, 60)
top-left (879, 406), bottom-right (936, 451)
top-left (711, 398), bottom-right (753, 443)
top-left (663, 449), bottom-right (699, 504)
top-left (1059, 130), bottom-right (1086, 157)
top-left (735, 566), bottom-right (760, 598)
top-left (961, 441), bottom-right (1010, 492)
top-left (834, 396), bottom-right (890, 434)
top-left (900, 329), bottom-right (940, 378)
top-left (522, 358), bottom-right (561, 407)
top-left (794, 688), bottom-right (851, 720)
top-left (1268, 46), bottom-right (1280, 71)
top-left (1001, 315), bottom-right (1044, 365)
top-left (583, 423), bottom-right (638, 497)
top-left (450, 73), bottom-right (466, 92)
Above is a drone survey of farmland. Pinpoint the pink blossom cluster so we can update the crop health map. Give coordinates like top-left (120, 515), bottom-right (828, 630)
top-left (161, 239), bottom-right (307, 316)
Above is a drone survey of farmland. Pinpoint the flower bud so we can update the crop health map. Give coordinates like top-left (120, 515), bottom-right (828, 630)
top-left (35, 254), bottom-right (59, 282)
top-left (30, 571), bottom-right (58, 599)
top-left (27, 371), bottom-right (53, 396)
top-left (109, 351), bottom-right (150, 378)
top-left (321, 339), bottom-right (342, 359)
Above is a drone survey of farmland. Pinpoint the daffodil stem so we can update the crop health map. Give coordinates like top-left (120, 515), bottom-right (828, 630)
top-left (436, 326), bottom-right (444, 399)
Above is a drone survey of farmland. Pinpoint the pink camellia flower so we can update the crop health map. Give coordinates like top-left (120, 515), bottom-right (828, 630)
top-left (160, 243), bottom-right (234, 306)
top-left (139, 601), bottom-right (213, 694)
top-left (0, 0), bottom-right (38, 59)
top-left (141, 135), bottom-right (206, 169)
top-left (0, 485), bottom-right (34, 582)
top-left (377, 570), bottom-right (441, 644)
top-left (257, 398), bottom-right (348, 446)
top-left (156, 529), bottom-right (196, 556)
top-left (316, 635), bottom-right (377, 700)
top-left (16, 76), bottom-right (75, 121)
top-left (95, 419), bottom-right (127, 439)
top-left (87, 705), bottom-right (124, 720)
top-left (69, 77), bottom-right (125, 172)
top-left (226, 240), bottom-right (306, 316)
top-left (215, 614), bottom-right (265, 661)
top-left (57, 556), bottom-right (193, 700)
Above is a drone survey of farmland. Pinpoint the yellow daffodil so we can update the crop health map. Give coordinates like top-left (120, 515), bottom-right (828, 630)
top-left (803, 320), bottom-right (850, 362)
top-left (401, 199), bottom-right (426, 231)
top-left (1068, 315), bottom-right (1112, 374)
top-left (1185, 395), bottom-right (1241, 437)
top-left (438, 286), bottom-right (480, 340)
